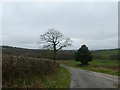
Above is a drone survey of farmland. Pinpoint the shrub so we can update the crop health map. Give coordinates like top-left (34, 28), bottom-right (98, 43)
top-left (75, 45), bottom-right (93, 65)
top-left (2, 55), bottom-right (60, 85)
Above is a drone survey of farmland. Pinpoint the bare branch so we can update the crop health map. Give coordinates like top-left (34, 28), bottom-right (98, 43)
top-left (56, 37), bottom-right (72, 51)
top-left (38, 28), bottom-right (72, 60)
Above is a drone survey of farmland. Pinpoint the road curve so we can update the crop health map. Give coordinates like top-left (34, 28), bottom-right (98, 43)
top-left (61, 64), bottom-right (119, 88)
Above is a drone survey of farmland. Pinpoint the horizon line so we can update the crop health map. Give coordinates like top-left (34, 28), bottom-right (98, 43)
top-left (1, 45), bottom-right (119, 51)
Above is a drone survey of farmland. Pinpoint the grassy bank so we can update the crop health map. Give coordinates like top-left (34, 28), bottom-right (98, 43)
top-left (3, 66), bottom-right (70, 88)
top-left (43, 66), bottom-right (71, 88)
top-left (59, 60), bottom-right (119, 76)
top-left (3, 55), bottom-right (71, 88)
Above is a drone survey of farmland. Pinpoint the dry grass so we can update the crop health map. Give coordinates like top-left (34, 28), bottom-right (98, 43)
top-left (2, 55), bottom-right (60, 87)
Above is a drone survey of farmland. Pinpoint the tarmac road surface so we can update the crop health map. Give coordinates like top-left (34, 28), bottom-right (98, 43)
top-left (61, 64), bottom-right (119, 88)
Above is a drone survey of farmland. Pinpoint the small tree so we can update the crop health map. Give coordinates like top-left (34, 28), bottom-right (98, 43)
top-left (39, 29), bottom-right (72, 60)
top-left (75, 45), bottom-right (93, 65)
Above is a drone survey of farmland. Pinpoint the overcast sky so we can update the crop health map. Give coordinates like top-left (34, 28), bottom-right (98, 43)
top-left (1, 2), bottom-right (118, 50)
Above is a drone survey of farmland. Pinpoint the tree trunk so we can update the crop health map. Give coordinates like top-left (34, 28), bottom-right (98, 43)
top-left (81, 61), bottom-right (88, 66)
top-left (53, 50), bottom-right (56, 60)
top-left (53, 43), bottom-right (57, 60)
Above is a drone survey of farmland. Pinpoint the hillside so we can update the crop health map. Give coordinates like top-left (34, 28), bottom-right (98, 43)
top-left (2, 45), bottom-right (119, 60)
top-left (2, 46), bottom-right (75, 60)
top-left (92, 49), bottom-right (119, 60)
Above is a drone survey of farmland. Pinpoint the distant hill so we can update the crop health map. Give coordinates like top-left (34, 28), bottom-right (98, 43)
top-left (2, 45), bottom-right (119, 60)
top-left (92, 49), bottom-right (119, 60)
top-left (2, 45), bottom-right (75, 60)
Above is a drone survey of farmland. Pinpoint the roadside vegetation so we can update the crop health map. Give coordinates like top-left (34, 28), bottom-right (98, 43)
top-left (2, 55), bottom-right (70, 88)
top-left (2, 46), bottom-right (119, 88)
top-left (43, 67), bottom-right (71, 88)
top-left (63, 45), bottom-right (119, 76)
top-left (75, 45), bottom-right (93, 65)
top-left (59, 59), bottom-right (119, 76)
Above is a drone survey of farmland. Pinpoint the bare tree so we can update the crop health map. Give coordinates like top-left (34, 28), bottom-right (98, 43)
top-left (39, 28), bottom-right (72, 60)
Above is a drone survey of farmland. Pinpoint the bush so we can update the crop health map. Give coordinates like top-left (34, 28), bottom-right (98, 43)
top-left (75, 45), bottom-right (93, 65)
top-left (2, 55), bottom-right (60, 85)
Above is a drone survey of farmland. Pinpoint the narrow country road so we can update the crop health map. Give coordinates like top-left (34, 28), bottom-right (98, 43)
top-left (61, 64), bottom-right (119, 88)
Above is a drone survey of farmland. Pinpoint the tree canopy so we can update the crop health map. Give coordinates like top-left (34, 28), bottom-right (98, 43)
top-left (75, 45), bottom-right (93, 65)
top-left (39, 29), bottom-right (72, 60)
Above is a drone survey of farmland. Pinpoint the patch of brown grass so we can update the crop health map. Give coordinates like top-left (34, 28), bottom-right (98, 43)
top-left (2, 55), bottom-right (60, 87)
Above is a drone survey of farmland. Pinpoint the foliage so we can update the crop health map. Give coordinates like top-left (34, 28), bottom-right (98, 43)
top-left (2, 55), bottom-right (60, 87)
top-left (75, 45), bottom-right (93, 65)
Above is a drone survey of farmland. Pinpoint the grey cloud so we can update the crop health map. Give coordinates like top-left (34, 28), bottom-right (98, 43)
top-left (2, 2), bottom-right (118, 50)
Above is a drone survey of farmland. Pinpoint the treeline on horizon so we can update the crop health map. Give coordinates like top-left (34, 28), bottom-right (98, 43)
top-left (1, 45), bottom-right (120, 60)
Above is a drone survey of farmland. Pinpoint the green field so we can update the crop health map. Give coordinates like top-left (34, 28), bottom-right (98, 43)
top-left (59, 59), bottom-right (119, 76)
top-left (93, 49), bottom-right (119, 57)
top-left (92, 49), bottom-right (119, 60)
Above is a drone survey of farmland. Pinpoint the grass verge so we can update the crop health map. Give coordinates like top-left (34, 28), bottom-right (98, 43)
top-left (43, 66), bottom-right (71, 88)
top-left (59, 60), bottom-right (119, 76)
top-left (3, 66), bottom-right (71, 88)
